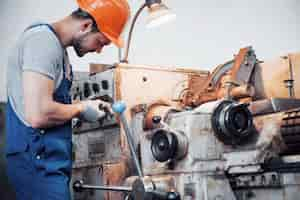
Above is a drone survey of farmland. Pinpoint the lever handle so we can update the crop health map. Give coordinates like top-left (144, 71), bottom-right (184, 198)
top-left (73, 180), bottom-right (132, 193)
top-left (152, 116), bottom-right (162, 124)
top-left (112, 101), bottom-right (144, 177)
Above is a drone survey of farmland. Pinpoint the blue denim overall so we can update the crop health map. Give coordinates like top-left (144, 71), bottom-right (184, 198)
top-left (6, 24), bottom-right (73, 200)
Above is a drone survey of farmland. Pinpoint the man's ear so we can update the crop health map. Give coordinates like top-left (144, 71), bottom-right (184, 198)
top-left (80, 19), bottom-right (93, 34)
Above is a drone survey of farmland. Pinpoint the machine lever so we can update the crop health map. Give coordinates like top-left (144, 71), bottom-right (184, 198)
top-left (112, 101), bottom-right (144, 177)
top-left (73, 180), bottom-right (132, 193)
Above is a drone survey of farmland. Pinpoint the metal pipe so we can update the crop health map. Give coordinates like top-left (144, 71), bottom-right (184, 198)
top-left (80, 184), bottom-right (132, 192)
top-left (112, 102), bottom-right (144, 177)
top-left (283, 55), bottom-right (295, 98)
top-left (73, 180), bottom-right (132, 192)
top-left (288, 54), bottom-right (295, 98)
top-left (120, 114), bottom-right (144, 177)
top-left (122, 3), bottom-right (147, 63)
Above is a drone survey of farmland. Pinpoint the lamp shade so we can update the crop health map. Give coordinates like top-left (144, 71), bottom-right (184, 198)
top-left (146, 3), bottom-right (176, 28)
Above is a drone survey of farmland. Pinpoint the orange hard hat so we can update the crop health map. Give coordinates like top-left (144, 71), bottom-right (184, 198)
top-left (77, 0), bottom-right (130, 48)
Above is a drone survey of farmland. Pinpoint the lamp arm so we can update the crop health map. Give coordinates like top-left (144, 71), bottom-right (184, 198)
top-left (121, 3), bottom-right (147, 63)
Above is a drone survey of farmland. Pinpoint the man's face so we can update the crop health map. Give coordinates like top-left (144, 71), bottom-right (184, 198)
top-left (73, 30), bottom-right (111, 57)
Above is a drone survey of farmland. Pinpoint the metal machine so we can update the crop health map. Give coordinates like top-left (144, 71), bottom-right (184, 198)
top-left (71, 47), bottom-right (300, 200)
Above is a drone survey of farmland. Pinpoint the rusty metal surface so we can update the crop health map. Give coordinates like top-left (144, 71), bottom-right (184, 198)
top-left (230, 84), bottom-right (255, 98)
top-left (102, 160), bottom-right (131, 200)
top-left (183, 73), bottom-right (210, 105)
top-left (234, 47), bottom-right (257, 84)
top-left (144, 102), bottom-right (178, 130)
top-left (105, 63), bottom-right (207, 199)
top-left (249, 98), bottom-right (300, 116)
top-left (231, 47), bottom-right (252, 81)
top-left (114, 63), bottom-right (206, 150)
top-left (254, 52), bottom-right (300, 99)
top-left (249, 99), bottom-right (280, 116)
top-left (189, 60), bottom-right (234, 96)
top-left (136, 99), bottom-right (300, 199)
top-left (183, 47), bottom-right (257, 107)
top-left (71, 48), bottom-right (300, 200)
top-left (182, 48), bottom-right (300, 107)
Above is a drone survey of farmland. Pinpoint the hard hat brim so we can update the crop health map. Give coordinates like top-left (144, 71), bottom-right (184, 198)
top-left (102, 32), bottom-right (124, 48)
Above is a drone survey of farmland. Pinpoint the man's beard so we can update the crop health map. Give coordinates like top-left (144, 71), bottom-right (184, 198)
top-left (73, 34), bottom-right (87, 57)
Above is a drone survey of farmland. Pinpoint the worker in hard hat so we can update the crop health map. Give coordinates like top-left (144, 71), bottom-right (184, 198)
top-left (5, 0), bottom-right (130, 199)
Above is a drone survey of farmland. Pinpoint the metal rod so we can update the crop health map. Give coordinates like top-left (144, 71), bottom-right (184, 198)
top-left (120, 114), bottom-right (144, 177)
top-left (79, 184), bottom-right (132, 192)
top-left (288, 54), bottom-right (295, 98)
top-left (122, 3), bottom-right (147, 63)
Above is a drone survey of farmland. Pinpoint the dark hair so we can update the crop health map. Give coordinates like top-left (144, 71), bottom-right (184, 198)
top-left (71, 8), bottom-right (99, 32)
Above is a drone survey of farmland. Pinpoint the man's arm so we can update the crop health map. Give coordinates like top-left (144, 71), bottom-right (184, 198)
top-left (23, 71), bottom-right (83, 128)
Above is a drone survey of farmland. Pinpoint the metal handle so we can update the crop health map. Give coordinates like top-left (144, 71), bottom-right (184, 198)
top-left (73, 180), bottom-right (132, 193)
top-left (112, 101), bottom-right (144, 177)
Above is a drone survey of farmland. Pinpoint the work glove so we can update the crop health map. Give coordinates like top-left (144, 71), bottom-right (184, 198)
top-left (79, 99), bottom-right (112, 123)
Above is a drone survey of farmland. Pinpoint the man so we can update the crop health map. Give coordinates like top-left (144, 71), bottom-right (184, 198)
top-left (5, 0), bottom-right (130, 199)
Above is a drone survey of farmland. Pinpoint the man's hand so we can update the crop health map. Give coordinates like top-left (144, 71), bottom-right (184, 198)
top-left (79, 100), bottom-right (112, 122)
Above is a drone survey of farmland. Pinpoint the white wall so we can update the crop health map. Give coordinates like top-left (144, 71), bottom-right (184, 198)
top-left (0, 0), bottom-right (299, 102)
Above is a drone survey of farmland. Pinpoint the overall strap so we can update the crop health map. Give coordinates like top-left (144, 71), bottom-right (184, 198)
top-left (25, 23), bottom-right (68, 80)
